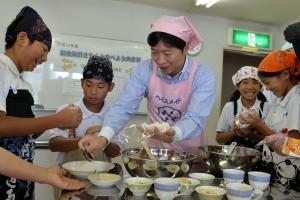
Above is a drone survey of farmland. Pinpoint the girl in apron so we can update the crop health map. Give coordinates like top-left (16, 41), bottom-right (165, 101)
top-left (216, 66), bottom-right (270, 148)
top-left (0, 6), bottom-right (82, 199)
top-left (241, 51), bottom-right (300, 196)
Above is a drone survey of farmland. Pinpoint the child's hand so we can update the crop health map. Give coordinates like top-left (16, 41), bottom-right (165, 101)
top-left (85, 126), bottom-right (102, 135)
top-left (46, 167), bottom-right (85, 190)
top-left (265, 133), bottom-right (286, 155)
top-left (235, 128), bottom-right (251, 137)
top-left (55, 106), bottom-right (82, 129)
top-left (239, 111), bottom-right (260, 126)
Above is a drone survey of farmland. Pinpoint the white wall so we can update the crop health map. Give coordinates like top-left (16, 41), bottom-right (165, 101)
top-left (278, 18), bottom-right (300, 47)
top-left (0, 0), bottom-right (283, 145)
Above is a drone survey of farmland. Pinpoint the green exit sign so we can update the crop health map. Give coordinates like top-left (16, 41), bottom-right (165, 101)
top-left (229, 28), bottom-right (272, 50)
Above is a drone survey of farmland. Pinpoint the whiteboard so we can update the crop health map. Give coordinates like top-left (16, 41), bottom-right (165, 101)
top-left (24, 34), bottom-right (150, 113)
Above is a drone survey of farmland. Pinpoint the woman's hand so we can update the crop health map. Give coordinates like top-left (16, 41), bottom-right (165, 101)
top-left (78, 135), bottom-right (108, 156)
top-left (150, 127), bottom-right (175, 143)
top-left (138, 125), bottom-right (175, 143)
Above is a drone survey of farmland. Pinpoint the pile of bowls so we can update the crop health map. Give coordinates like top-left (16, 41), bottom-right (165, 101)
top-left (121, 148), bottom-right (197, 178)
top-left (198, 145), bottom-right (260, 176)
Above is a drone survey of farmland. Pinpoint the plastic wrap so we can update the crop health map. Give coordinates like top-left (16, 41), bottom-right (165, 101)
top-left (116, 122), bottom-right (170, 148)
top-left (234, 108), bottom-right (255, 130)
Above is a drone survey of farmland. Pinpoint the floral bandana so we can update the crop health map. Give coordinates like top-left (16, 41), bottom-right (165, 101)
top-left (83, 55), bottom-right (113, 83)
top-left (5, 6), bottom-right (52, 51)
top-left (232, 66), bottom-right (259, 86)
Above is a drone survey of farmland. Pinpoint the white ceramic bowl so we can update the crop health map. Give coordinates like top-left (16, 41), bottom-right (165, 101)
top-left (125, 177), bottom-right (154, 196)
top-left (223, 169), bottom-right (245, 184)
top-left (62, 161), bottom-right (115, 178)
top-left (248, 171), bottom-right (271, 191)
top-left (88, 173), bottom-right (121, 188)
top-left (195, 186), bottom-right (226, 200)
top-left (175, 177), bottom-right (200, 195)
top-left (189, 173), bottom-right (215, 185)
top-left (86, 185), bottom-right (119, 197)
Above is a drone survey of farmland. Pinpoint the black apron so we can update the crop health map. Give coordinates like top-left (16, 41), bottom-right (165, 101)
top-left (0, 89), bottom-right (35, 200)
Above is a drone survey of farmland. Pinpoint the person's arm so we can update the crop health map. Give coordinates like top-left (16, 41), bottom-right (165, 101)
top-left (0, 106), bottom-right (82, 137)
top-left (104, 142), bottom-right (120, 158)
top-left (240, 112), bottom-right (276, 137)
top-left (49, 136), bottom-right (80, 152)
top-left (252, 121), bottom-right (276, 136)
top-left (246, 130), bottom-right (265, 142)
top-left (217, 127), bottom-right (265, 144)
top-left (172, 64), bottom-right (216, 141)
top-left (99, 60), bottom-right (151, 141)
top-left (285, 96), bottom-right (300, 139)
top-left (216, 131), bottom-right (236, 144)
top-left (215, 103), bottom-right (236, 144)
top-left (0, 147), bottom-right (85, 190)
top-left (83, 126), bottom-right (121, 158)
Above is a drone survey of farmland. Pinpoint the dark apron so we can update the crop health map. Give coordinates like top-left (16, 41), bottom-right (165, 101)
top-left (0, 89), bottom-right (35, 200)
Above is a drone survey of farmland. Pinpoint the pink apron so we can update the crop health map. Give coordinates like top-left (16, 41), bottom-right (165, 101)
top-left (146, 60), bottom-right (208, 155)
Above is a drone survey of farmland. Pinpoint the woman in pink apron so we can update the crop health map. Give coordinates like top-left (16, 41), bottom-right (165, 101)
top-left (146, 60), bottom-right (207, 154)
top-left (79, 16), bottom-right (216, 166)
top-left (144, 16), bottom-right (214, 155)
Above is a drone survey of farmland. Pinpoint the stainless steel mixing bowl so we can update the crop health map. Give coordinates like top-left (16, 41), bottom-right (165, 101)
top-left (122, 148), bottom-right (197, 179)
top-left (198, 145), bottom-right (260, 175)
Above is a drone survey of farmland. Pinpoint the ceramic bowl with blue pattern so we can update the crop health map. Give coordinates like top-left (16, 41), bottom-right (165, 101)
top-left (226, 182), bottom-right (263, 200)
top-left (248, 171), bottom-right (270, 191)
top-left (223, 169), bottom-right (245, 183)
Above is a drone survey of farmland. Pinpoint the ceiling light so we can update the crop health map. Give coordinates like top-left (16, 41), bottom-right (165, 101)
top-left (195, 0), bottom-right (219, 8)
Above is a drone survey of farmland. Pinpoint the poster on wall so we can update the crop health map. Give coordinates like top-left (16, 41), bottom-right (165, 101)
top-left (24, 34), bottom-right (150, 113)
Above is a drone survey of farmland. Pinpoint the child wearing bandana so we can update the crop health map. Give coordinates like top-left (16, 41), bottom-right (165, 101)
top-left (216, 66), bottom-right (270, 148)
top-left (48, 55), bottom-right (121, 199)
top-left (241, 51), bottom-right (300, 196)
top-left (0, 6), bottom-right (83, 200)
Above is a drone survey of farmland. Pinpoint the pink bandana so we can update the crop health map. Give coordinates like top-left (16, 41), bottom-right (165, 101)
top-left (150, 16), bottom-right (203, 50)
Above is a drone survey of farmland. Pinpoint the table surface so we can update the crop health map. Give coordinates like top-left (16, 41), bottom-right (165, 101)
top-left (59, 163), bottom-right (300, 200)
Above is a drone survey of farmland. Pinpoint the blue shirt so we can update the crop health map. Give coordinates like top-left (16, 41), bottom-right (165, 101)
top-left (99, 56), bottom-right (216, 142)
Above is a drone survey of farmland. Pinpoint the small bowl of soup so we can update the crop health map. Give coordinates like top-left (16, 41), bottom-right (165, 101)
top-left (195, 186), bottom-right (226, 200)
top-left (88, 173), bottom-right (121, 188)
